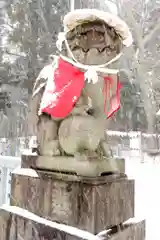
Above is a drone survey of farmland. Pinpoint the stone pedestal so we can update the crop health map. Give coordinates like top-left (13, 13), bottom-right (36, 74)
top-left (21, 152), bottom-right (125, 177)
top-left (0, 153), bottom-right (145, 239)
top-left (11, 167), bottom-right (134, 234)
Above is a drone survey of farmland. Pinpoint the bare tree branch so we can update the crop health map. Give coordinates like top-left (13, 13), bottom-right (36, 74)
top-left (153, 60), bottom-right (160, 68)
top-left (120, 68), bottom-right (132, 78)
top-left (35, 1), bottom-right (49, 34)
top-left (4, 23), bottom-right (16, 30)
top-left (143, 23), bottom-right (160, 46)
top-left (5, 51), bottom-right (23, 58)
top-left (34, 0), bottom-right (52, 40)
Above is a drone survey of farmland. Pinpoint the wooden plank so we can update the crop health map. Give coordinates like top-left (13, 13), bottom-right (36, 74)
top-left (0, 205), bottom-right (99, 240)
top-left (11, 168), bottom-right (134, 233)
top-left (0, 205), bottom-right (145, 240)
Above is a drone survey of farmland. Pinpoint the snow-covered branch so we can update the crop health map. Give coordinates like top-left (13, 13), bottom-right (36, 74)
top-left (5, 50), bottom-right (23, 58)
top-left (35, 0), bottom-right (50, 34)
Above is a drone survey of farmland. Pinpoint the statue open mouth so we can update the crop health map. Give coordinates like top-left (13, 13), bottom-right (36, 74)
top-left (64, 20), bottom-right (123, 65)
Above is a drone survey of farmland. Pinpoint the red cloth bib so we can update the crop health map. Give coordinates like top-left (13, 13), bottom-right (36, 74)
top-left (40, 58), bottom-right (121, 119)
top-left (40, 58), bottom-right (84, 119)
top-left (103, 77), bottom-right (121, 118)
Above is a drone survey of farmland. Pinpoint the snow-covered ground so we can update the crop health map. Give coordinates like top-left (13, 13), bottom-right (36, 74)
top-left (125, 153), bottom-right (160, 240)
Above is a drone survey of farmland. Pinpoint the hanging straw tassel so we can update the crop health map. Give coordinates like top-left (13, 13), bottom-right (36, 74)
top-left (84, 68), bottom-right (99, 84)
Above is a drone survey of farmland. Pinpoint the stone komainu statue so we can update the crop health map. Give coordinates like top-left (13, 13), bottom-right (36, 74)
top-left (29, 9), bottom-right (132, 159)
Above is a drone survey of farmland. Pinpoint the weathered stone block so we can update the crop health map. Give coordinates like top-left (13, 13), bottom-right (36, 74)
top-left (0, 205), bottom-right (145, 240)
top-left (11, 168), bottom-right (134, 233)
top-left (21, 153), bottom-right (125, 177)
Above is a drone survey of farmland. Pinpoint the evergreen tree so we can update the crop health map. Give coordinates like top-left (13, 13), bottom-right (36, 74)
top-left (5, 0), bottom-right (70, 93)
top-left (2, 0), bottom-right (70, 137)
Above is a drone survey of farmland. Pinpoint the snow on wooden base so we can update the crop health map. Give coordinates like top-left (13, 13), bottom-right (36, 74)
top-left (11, 168), bottom-right (134, 233)
top-left (0, 205), bottom-right (145, 240)
top-left (110, 218), bottom-right (145, 240)
top-left (0, 205), bottom-right (99, 240)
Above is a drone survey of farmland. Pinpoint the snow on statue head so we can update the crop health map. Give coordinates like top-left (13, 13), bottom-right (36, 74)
top-left (29, 9), bottom-right (132, 163)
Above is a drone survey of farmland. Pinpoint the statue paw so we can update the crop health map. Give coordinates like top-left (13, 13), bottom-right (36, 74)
top-left (39, 140), bottom-right (61, 156)
top-left (29, 136), bottom-right (38, 152)
top-left (59, 115), bottom-right (101, 155)
top-left (71, 105), bottom-right (89, 116)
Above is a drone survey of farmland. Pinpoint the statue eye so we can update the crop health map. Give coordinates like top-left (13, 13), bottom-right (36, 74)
top-left (99, 35), bottom-right (104, 42)
top-left (82, 48), bottom-right (89, 53)
top-left (70, 45), bottom-right (81, 51)
top-left (98, 48), bottom-right (106, 53)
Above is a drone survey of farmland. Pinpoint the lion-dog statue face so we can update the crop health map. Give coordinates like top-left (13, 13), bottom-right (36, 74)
top-left (62, 20), bottom-right (122, 65)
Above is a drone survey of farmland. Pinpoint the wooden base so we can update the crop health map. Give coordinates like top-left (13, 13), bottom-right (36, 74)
top-left (21, 152), bottom-right (125, 177)
top-left (11, 168), bottom-right (134, 233)
top-left (0, 205), bottom-right (145, 240)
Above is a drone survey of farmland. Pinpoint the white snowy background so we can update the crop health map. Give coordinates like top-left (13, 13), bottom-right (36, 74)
top-left (125, 150), bottom-right (160, 240)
